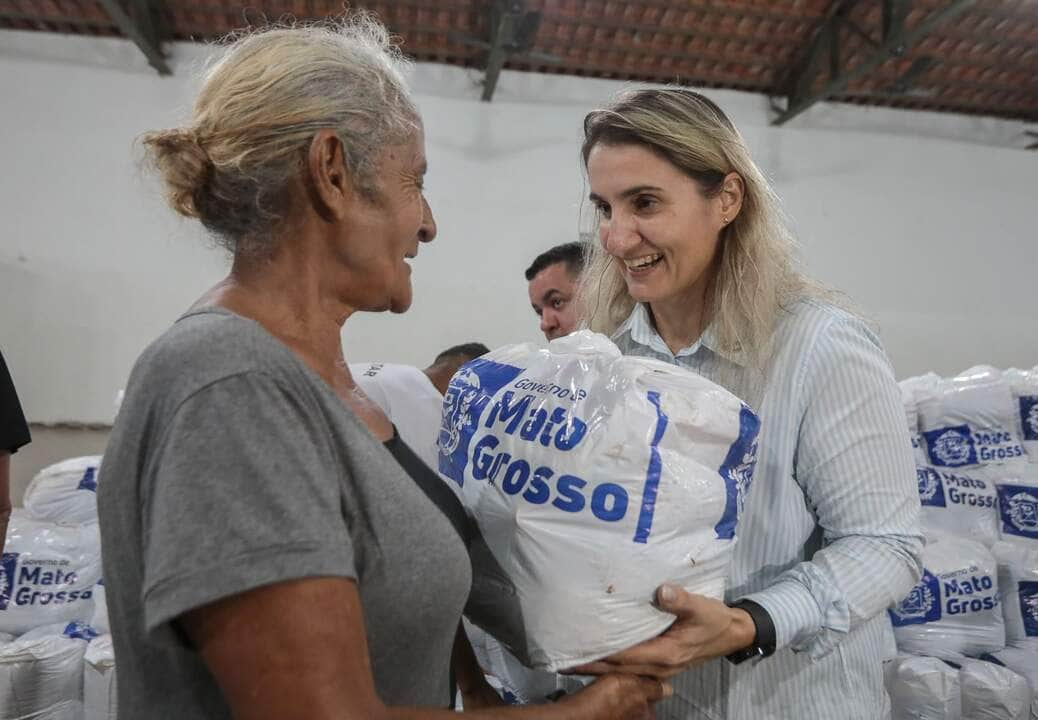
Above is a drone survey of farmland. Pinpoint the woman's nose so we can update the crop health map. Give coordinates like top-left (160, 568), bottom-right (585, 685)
top-left (418, 196), bottom-right (436, 243)
top-left (601, 213), bottom-right (638, 255)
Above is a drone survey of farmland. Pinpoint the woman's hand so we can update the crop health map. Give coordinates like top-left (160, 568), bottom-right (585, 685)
top-left (452, 623), bottom-right (506, 709)
top-left (566, 584), bottom-right (756, 679)
top-left (556, 674), bottom-right (671, 720)
top-left (459, 676), bottom-right (506, 710)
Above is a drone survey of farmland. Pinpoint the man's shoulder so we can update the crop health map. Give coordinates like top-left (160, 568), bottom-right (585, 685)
top-left (355, 362), bottom-right (435, 387)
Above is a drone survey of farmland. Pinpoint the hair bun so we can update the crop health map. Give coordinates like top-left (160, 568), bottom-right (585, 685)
top-left (140, 127), bottom-right (212, 219)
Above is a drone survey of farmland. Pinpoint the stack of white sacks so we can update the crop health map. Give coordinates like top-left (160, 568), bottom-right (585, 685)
top-left (0, 456), bottom-right (115, 720)
top-left (890, 365), bottom-right (1038, 719)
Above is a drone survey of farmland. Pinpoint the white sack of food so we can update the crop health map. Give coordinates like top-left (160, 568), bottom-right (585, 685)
top-left (0, 632), bottom-right (86, 720)
top-left (889, 531), bottom-right (1005, 660)
top-left (1005, 369), bottom-right (1038, 465)
top-left (992, 468), bottom-right (1038, 549)
top-left (19, 621), bottom-right (99, 643)
top-left (0, 511), bottom-right (101, 635)
top-left (22, 456), bottom-right (101, 526)
top-left (885, 654), bottom-right (962, 720)
top-left (918, 367), bottom-right (1027, 469)
top-left (902, 374), bottom-right (940, 466)
top-left (980, 648), bottom-right (1038, 720)
top-left (439, 331), bottom-right (760, 671)
top-left (917, 465), bottom-right (999, 548)
top-left (992, 542), bottom-right (1038, 651)
top-left (83, 634), bottom-right (117, 720)
top-left (89, 580), bottom-right (108, 635)
top-left (960, 658), bottom-right (1030, 720)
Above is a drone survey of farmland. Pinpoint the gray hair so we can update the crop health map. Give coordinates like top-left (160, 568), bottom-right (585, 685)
top-left (141, 14), bottom-right (419, 257)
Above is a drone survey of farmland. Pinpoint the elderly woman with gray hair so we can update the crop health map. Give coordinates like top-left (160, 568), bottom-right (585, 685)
top-left (97, 16), bottom-right (667, 720)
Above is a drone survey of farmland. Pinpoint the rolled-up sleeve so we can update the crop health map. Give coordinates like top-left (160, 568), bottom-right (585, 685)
top-left (744, 316), bottom-right (923, 658)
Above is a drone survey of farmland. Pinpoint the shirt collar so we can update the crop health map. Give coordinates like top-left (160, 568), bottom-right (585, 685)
top-left (613, 303), bottom-right (749, 367)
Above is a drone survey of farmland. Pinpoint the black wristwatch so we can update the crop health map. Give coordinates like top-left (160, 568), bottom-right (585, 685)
top-left (725, 599), bottom-right (777, 665)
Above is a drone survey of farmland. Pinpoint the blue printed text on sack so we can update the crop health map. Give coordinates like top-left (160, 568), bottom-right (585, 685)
top-left (943, 572), bottom-right (999, 615)
top-left (0, 558), bottom-right (93, 610)
top-left (942, 471), bottom-right (994, 508)
top-left (512, 377), bottom-right (589, 403)
top-left (924, 423), bottom-right (1024, 467)
top-left (974, 431), bottom-right (1026, 462)
top-left (483, 391), bottom-right (589, 451)
top-left (470, 392), bottom-right (627, 522)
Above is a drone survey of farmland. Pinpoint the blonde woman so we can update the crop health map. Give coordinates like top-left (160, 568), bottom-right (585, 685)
top-left (568, 89), bottom-right (923, 719)
top-left (97, 18), bottom-right (667, 720)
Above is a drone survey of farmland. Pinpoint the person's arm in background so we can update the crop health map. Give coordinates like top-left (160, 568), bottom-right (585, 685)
top-left (572, 314), bottom-right (923, 677)
top-left (0, 350), bottom-right (32, 556)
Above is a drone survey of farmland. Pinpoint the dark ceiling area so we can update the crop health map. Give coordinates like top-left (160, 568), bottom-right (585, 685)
top-left (2, 0), bottom-right (1036, 126)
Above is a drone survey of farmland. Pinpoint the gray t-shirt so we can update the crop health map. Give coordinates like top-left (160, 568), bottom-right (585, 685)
top-left (98, 308), bottom-right (471, 718)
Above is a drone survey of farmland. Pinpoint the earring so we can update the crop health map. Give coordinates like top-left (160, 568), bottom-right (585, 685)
top-left (722, 216), bottom-right (729, 224)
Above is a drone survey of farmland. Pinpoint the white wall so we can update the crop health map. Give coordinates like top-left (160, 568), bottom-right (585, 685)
top-left (1, 30), bottom-right (1035, 424)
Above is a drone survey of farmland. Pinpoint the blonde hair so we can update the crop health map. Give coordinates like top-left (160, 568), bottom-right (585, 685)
top-left (579, 88), bottom-right (820, 368)
top-left (140, 14), bottom-right (418, 256)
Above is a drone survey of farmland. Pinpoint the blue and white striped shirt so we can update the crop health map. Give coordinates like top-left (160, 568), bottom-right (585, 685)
top-left (613, 298), bottom-right (923, 720)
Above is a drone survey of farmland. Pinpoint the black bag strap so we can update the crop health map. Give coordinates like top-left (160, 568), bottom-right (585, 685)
top-left (383, 428), bottom-right (472, 548)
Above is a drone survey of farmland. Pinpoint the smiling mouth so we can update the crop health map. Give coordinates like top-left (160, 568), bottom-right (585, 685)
top-left (623, 253), bottom-right (662, 271)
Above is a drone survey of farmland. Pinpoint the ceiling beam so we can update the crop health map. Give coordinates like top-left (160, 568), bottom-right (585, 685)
top-left (481, 0), bottom-right (513, 101)
top-left (96, 0), bottom-right (171, 75)
top-left (0, 11), bottom-right (118, 30)
top-left (447, 0), bottom-right (548, 102)
top-left (772, 0), bottom-right (976, 125)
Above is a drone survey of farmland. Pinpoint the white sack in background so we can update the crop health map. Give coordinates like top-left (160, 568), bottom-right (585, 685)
top-left (960, 659), bottom-right (1030, 720)
top-left (440, 332), bottom-right (760, 671)
top-left (993, 542), bottom-right (1038, 651)
top-left (22, 456), bottom-right (101, 526)
top-left (917, 465), bottom-right (999, 548)
top-left (886, 654), bottom-right (962, 720)
top-left (1005, 369), bottom-right (1038, 465)
top-left (0, 511), bottom-right (101, 635)
top-left (19, 621), bottom-right (99, 643)
top-left (890, 531), bottom-right (1005, 659)
top-left (903, 374), bottom-right (941, 466)
top-left (918, 367), bottom-right (1027, 469)
top-left (981, 648), bottom-right (1038, 720)
top-left (89, 580), bottom-right (108, 635)
top-left (0, 632), bottom-right (86, 720)
top-left (83, 634), bottom-right (116, 720)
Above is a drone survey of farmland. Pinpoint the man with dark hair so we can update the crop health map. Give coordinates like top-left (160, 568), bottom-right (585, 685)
top-left (430, 343), bottom-right (491, 392)
top-left (525, 242), bottom-right (586, 341)
top-left (1, 350), bottom-right (31, 555)
top-left (350, 343), bottom-right (489, 475)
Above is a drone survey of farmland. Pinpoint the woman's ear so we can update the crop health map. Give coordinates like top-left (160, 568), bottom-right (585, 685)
top-left (305, 129), bottom-right (352, 221)
top-left (718, 172), bottom-right (744, 224)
